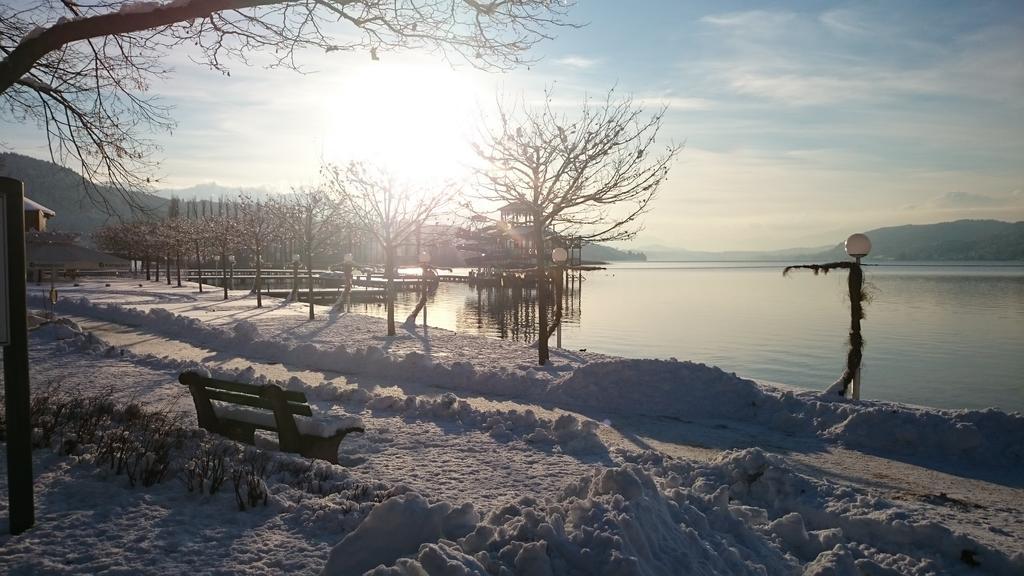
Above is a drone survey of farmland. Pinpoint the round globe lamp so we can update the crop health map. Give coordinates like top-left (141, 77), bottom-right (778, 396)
top-left (845, 233), bottom-right (871, 260)
top-left (551, 247), bottom-right (568, 264)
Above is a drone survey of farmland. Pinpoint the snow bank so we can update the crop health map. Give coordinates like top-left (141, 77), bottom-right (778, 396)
top-left (645, 448), bottom-right (1024, 575)
top-left (555, 358), bottom-right (1024, 470)
top-left (322, 493), bottom-right (479, 575)
top-left (345, 447), bottom-right (1023, 575)
top-left (36, 293), bottom-right (1024, 471)
top-left (368, 393), bottom-right (606, 456)
top-left (826, 405), bottom-right (1024, 468)
top-left (336, 463), bottom-right (798, 576)
top-left (36, 295), bottom-right (554, 400)
top-left (553, 358), bottom-right (817, 433)
top-left (41, 319), bottom-right (609, 458)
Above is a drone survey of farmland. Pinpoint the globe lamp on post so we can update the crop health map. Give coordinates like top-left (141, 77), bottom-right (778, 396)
top-left (844, 233), bottom-right (870, 400)
top-left (845, 233), bottom-right (871, 263)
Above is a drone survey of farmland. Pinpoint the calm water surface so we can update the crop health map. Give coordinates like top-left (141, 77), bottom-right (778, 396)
top-left (351, 262), bottom-right (1024, 412)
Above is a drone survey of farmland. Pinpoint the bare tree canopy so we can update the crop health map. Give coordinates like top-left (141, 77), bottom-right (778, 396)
top-left (474, 88), bottom-right (680, 364)
top-left (474, 89), bottom-right (680, 244)
top-left (1, 0), bottom-right (576, 205)
top-left (325, 160), bottom-right (455, 335)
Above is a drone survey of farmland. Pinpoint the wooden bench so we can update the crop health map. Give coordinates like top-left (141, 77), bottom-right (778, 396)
top-left (179, 371), bottom-right (363, 464)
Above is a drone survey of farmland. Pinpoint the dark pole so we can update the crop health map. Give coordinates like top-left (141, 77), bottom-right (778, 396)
top-left (2, 177), bottom-right (35, 534)
top-left (848, 259), bottom-right (865, 399)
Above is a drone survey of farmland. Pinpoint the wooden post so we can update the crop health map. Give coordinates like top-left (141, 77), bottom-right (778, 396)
top-left (850, 257), bottom-right (864, 400)
top-left (1, 177), bottom-right (35, 534)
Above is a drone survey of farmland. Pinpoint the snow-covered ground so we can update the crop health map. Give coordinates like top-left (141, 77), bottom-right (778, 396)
top-left (2, 278), bottom-right (1022, 575)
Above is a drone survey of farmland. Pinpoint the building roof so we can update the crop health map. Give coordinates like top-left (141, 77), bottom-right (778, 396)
top-left (24, 197), bottom-right (55, 216)
top-left (498, 201), bottom-right (535, 215)
top-left (27, 242), bottom-right (128, 269)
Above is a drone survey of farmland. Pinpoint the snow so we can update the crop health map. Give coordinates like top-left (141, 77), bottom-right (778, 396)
top-left (212, 403), bottom-right (364, 437)
top-left (20, 26), bottom-right (44, 43)
top-left (2, 278), bottom-right (1022, 575)
top-left (32, 287), bottom-right (1023, 472)
top-left (17, 77), bottom-right (54, 92)
top-left (117, 2), bottom-right (162, 15)
top-left (323, 492), bottom-right (478, 575)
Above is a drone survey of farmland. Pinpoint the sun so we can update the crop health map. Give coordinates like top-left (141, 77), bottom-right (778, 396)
top-left (322, 59), bottom-right (482, 185)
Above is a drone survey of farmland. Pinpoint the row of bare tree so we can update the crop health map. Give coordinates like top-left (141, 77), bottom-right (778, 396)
top-left (3, 1), bottom-right (680, 365)
top-left (95, 162), bottom-right (454, 330)
top-left (95, 88), bottom-right (679, 364)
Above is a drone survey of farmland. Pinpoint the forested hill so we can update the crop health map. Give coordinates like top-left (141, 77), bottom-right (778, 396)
top-left (581, 243), bottom-right (646, 262)
top-left (0, 152), bottom-right (166, 235)
top-left (809, 220), bottom-right (1024, 261)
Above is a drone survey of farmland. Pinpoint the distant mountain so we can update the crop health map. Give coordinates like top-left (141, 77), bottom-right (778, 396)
top-left (805, 220), bottom-right (1024, 261)
top-left (154, 182), bottom-right (279, 202)
top-left (639, 244), bottom-right (832, 262)
top-left (581, 243), bottom-right (646, 262)
top-left (638, 220), bottom-right (1024, 262)
top-left (0, 152), bottom-right (166, 237)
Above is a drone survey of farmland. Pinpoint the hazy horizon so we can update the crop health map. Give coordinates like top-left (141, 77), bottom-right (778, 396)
top-left (3, 0), bottom-right (1023, 251)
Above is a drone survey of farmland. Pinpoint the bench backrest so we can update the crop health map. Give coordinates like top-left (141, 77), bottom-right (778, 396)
top-left (179, 371), bottom-right (312, 417)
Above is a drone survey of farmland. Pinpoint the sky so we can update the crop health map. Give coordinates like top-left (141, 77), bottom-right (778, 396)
top-left (3, 0), bottom-right (1023, 251)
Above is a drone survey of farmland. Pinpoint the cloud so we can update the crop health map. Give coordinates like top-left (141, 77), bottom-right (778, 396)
top-left (923, 191), bottom-right (1022, 209)
top-left (697, 8), bottom-right (1024, 107)
top-left (636, 94), bottom-right (714, 111)
top-left (700, 10), bottom-right (795, 31)
top-left (553, 55), bottom-right (600, 69)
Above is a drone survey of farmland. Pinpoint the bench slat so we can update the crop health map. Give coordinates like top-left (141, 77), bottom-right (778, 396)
top-left (206, 389), bottom-right (314, 417)
top-left (201, 378), bottom-right (307, 403)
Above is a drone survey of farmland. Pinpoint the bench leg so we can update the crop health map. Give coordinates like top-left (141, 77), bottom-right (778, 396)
top-left (298, 427), bottom-right (364, 465)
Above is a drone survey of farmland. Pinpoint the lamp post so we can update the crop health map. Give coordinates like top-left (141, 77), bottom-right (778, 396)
top-left (551, 247), bottom-right (568, 349)
top-left (844, 233), bottom-right (871, 400)
top-left (418, 251), bottom-right (431, 327)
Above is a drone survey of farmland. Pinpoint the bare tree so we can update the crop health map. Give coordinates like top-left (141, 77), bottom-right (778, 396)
top-left (94, 220), bottom-right (143, 274)
top-left (279, 185), bottom-right (348, 319)
top-left (184, 198), bottom-right (212, 292)
top-left (474, 90), bottom-right (680, 364)
top-left (1, 1), bottom-right (575, 208)
top-left (237, 194), bottom-right (280, 308)
top-left (206, 197), bottom-right (240, 300)
top-left (325, 161), bottom-right (454, 336)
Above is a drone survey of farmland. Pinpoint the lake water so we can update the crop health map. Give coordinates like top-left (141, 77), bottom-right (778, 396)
top-left (348, 262), bottom-right (1024, 413)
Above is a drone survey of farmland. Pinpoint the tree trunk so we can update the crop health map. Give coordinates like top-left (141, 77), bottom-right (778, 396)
top-left (195, 241), bottom-right (203, 293)
top-left (385, 245), bottom-right (396, 336)
top-left (155, 256), bottom-right (160, 282)
top-left (166, 252), bottom-right (171, 285)
top-left (176, 251), bottom-right (182, 287)
top-left (534, 219), bottom-right (549, 365)
top-left (255, 249), bottom-right (263, 308)
top-left (221, 253), bottom-right (228, 300)
top-left (405, 266), bottom-right (429, 327)
top-left (145, 256), bottom-right (151, 281)
top-left (306, 255), bottom-right (314, 320)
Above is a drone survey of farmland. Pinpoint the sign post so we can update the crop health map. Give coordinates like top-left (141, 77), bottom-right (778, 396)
top-left (1, 176), bottom-right (34, 534)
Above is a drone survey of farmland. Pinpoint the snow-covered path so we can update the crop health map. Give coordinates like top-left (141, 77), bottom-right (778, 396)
top-left (4, 278), bottom-right (1022, 575)
top-left (66, 313), bottom-right (1024, 558)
